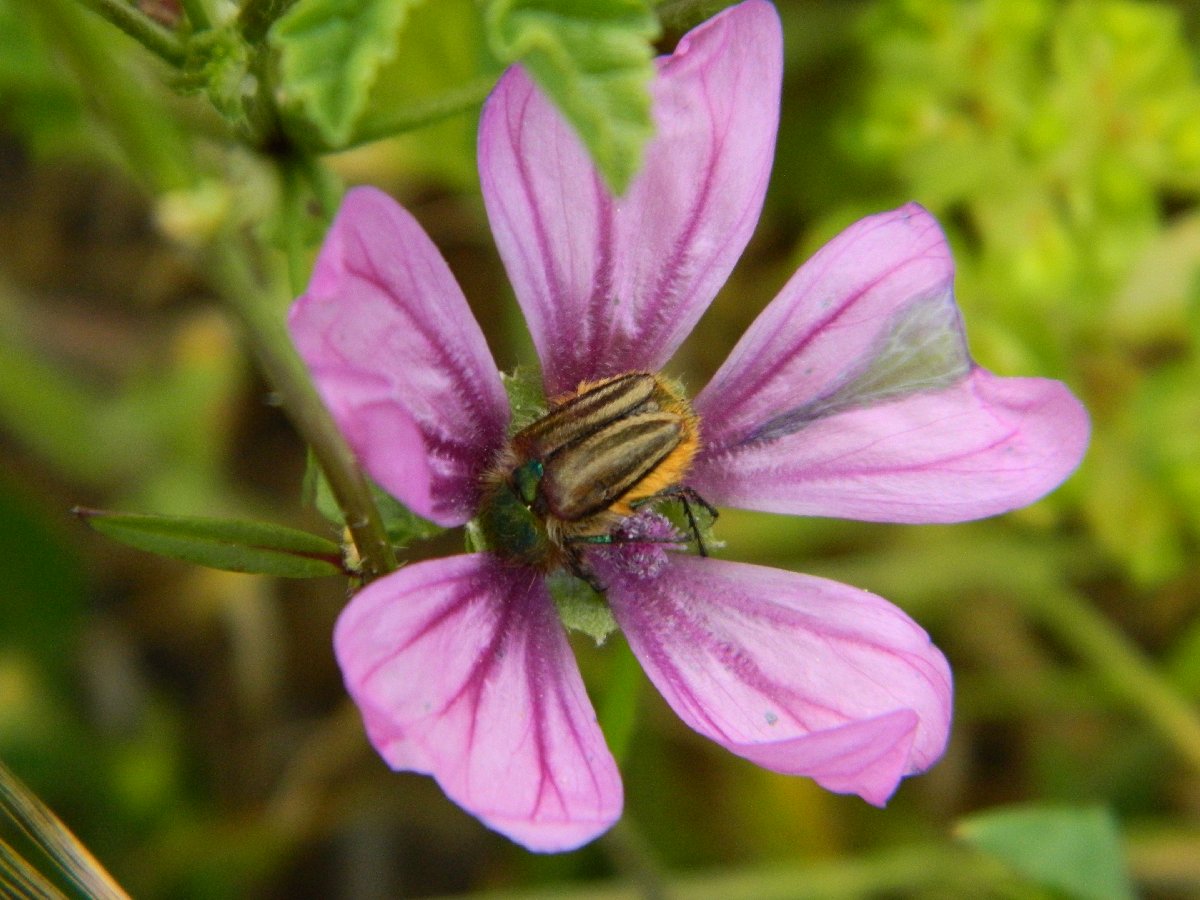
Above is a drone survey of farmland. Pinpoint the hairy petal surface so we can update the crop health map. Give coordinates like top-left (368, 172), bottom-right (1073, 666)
top-left (693, 368), bottom-right (1089, 522)
top-left (335, 554), bottom-right (622, 852)
top-left (289, 187), bottom-right (509, 526)
top-left (604, 555), bottom-right (952, 805)
top-left (695, 205), bottom-right (961, 444)
top-left (479, 0), bottom-right (781, 396)
top-left (692, 205), bottom-right (1089, 522)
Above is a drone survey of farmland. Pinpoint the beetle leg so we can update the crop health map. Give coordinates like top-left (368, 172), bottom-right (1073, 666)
top-left (629, 485), bottom-right (718, 555)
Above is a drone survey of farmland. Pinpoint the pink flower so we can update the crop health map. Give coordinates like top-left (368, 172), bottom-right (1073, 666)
top-left (288, 0), bottom-right (1089, 852)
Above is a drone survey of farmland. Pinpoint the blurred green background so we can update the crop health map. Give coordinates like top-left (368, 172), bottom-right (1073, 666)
top-left (2, 0), bottom-right (1200, 897)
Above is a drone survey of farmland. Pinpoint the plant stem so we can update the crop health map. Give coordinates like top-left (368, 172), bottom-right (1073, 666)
top-left (211, 235), bottom-right (397, 582)
top-left (177, 0), bottom-right (214, 31)
top-left (63, 0), bottom-right (395, 583)
top-left (74, 0), bottom-right (187, 66)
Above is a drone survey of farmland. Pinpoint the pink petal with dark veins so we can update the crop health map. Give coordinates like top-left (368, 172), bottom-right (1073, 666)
top-left (290, 187), bottom-right (508, 526)
top-left (479, 0), bottom-right (781, 395)
top-left (605, 555), bottom-right (952, 805)
top-left (335, 554), bottom-right (622, 851)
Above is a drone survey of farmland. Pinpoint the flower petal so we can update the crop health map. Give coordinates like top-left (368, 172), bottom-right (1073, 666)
top-left (335, 554), bottom-right (622, 852)
top-left (693, 367), bottom-right (1089, 522)
top-left (479, 0), bottom-right (781, 395)
top-left (603, 555), bottom-right (952, 805)
top-left (289, 186), bottom-right (509, 526)
top-left (692, 205), bottom-right (1089, 522)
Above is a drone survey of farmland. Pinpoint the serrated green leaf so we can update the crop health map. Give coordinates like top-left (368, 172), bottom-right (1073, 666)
top-left (349, 0), bottom-right (501, 173)
top-left (485, 0), bottom-right (659, 194)
top-left (957, 805), bottom-right (1134, 900)
top-left (271, 0), bottom-right (426, 148)
top-left (74, 509), bottom-right (343, 578)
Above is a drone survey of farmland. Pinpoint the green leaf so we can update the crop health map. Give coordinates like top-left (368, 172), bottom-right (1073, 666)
top-left (73, 509), bottom-right (344, 578)
top-left (957, 805), bottom-right (1134, 900)
top-left (349, 0), bottom-right (501, 175)
top-left (485, 0), bottom-right (659, 194)
top-left (271, 0), bottom-right (426, 148)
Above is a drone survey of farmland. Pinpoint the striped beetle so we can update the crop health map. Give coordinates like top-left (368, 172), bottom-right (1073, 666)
top-left (477, 372), bottom-right (714, 583)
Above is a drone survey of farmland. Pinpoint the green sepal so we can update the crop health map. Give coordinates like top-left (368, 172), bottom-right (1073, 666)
top-left (303, 452), bottom-right (443, 549)
top-left (484, 0), bottom-right (659, 195)
top-left (546, 571), bottom-right (618, 645)
top-left (73, 508), bottom-right (344, 578)
top-left (501, 365), bottom-right (548, 433)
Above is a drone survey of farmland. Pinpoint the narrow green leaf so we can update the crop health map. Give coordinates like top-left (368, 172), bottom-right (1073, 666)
top-left (485, 0), bottom-right (659, 194)
top-left (73, 509), bottom-right (343, 578)
top-left (957, 805), bottom-right (1134, 900)
top-left (271, 0), bottom-right (426, 148)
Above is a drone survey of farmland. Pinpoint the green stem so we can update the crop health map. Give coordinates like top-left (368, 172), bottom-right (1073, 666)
top-left (239, 0), bottom-right (300, 43)
top-left (177, 0), bottom-right (214, 31)
top-left (211, 235), bottom-right (397, 582)
top-left (73, 0), bottom-right (187, 65)
top-left (1024, 586), bottom-right (1200, 773)
top-left (58, 0), bottom-right (394, 583)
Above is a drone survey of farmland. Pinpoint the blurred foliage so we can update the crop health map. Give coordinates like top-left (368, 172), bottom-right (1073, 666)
top-left (1, 0), bottom-right (1199, 897)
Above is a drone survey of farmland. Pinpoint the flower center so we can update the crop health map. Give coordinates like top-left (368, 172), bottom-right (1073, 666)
top-left (475, 371), bottom-right (706, 582)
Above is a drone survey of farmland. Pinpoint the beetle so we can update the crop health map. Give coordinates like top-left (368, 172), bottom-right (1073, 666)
top-left (477, 372), bottom-right (714, 582)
